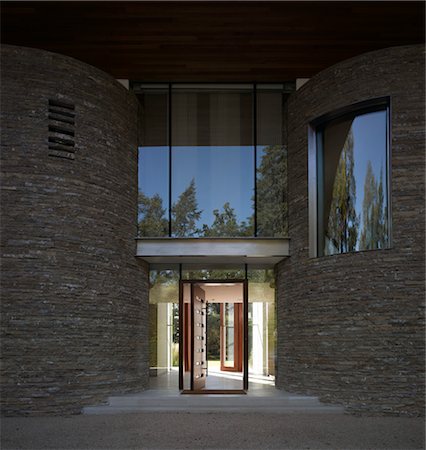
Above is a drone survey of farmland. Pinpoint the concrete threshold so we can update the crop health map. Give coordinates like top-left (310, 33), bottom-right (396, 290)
top-left (83, 389), bottom-right (345, 415)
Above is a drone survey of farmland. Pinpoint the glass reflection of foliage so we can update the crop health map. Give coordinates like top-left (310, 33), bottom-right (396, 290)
top-left (202, 202), bottom-right (253, 237)
top-left (360, 163), bottom-right (388, 250)
top-left (257, 145), bottom-right (288, 237)
top-left (149, 270), bottom-right (179, 304)
top-left (325, 129), bottom-right (360, 254)
top-left (207, 303), bottom-right (220, 360)
top-left (181, 268), bottom-right (245, 280)
top-left (248, 268), bottom-right (275, 287)
top-left (138, 181), bottom-right (254, 238)
top-left (138, 145), bottom-right (287, 238)
top-left (138, 192), bottom-right (168, 237)
top-left (171, 179), bottom-right (202, 237)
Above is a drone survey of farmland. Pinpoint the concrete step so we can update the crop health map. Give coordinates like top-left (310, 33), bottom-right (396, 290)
top-left (83, 390), bottom-right (345, 415)
top-left (83, 404), bottom-right (344, 414)
top-left (107, 396), bottom-right (322, 408)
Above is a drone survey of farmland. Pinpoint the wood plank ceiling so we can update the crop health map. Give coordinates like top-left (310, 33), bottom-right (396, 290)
top-left (1, 1), bottom-right (424, 81)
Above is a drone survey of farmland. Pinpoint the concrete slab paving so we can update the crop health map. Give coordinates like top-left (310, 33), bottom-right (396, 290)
top-left (1, 412), bottom-right (424, 450)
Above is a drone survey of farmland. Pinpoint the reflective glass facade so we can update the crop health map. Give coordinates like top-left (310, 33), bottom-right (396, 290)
top-left (136, 84), bottom-right (292, 238)
top-left (316, 104), bottom-right (390, 256)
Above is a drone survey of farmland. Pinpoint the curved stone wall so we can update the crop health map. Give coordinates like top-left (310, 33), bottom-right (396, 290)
top-left (277, 45), bottom-right (425, 415)
top-left (1, 45), bottom-right (149, 415)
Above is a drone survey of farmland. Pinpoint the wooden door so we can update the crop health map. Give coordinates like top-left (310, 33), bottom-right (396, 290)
top-left (192, 284), bottom-right (207, 390)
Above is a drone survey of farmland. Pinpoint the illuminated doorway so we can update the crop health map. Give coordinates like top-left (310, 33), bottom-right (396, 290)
top-left (180, 280), bottom-right (248, 393)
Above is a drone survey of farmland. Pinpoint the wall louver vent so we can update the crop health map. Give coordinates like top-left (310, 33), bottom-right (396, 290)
top-left (48, 99), bottom-right (76, 160)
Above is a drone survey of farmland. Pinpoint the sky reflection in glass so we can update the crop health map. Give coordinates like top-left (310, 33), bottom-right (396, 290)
top-left (172, 146), bottom-right (254, 235)
top-left (322, 109), bottom-right (388, 255)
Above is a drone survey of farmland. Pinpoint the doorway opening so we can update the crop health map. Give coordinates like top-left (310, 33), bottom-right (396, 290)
top-left (180, 280), bottom-right (247, 393)
top-left (148, 267), bottom-right (276, 393)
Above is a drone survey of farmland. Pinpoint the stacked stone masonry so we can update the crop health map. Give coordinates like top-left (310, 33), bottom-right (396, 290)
top-left (276, 44), bottom-right (425, 416)
top-left (1, 43), bottom-right (424, 417)
top-left (1, 45), bottom-right (149, 416)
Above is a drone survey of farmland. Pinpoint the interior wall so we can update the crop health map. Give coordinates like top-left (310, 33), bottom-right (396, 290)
top-left (276, 44), bottom-right (425, 415)
top-left (0, 45), bottom-right (149, 416)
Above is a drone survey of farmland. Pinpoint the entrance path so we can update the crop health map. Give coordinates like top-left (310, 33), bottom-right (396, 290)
top-left (1, 412), bottom-right (424, 449)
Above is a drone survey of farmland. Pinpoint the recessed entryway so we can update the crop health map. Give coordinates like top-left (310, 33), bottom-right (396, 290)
top-left (148, 267), bottom-right (277, 394)
top-left (180, 280), bottom-right (247, 393)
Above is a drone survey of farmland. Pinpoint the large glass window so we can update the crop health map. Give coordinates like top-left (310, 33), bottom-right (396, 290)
top-left (135, 83), bottom-right (293, 238)
top-left (136, 85), bottom-right (169, 237)
top-left (256, 85), bottom-right (288, 237)
top-left (314, 100), bottom-right (390, 256)
top-left (172, 85), bottom-right (254, 237)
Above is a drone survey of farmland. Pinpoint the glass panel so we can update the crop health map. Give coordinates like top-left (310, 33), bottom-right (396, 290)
top-left (207, 303), bottom-right (220, 362)
top-left (181, 265), bottom-right (245, 280)
top-left (148, 270), bottom-right (179, 384)
top-left (137, 87), bottom-right (169, 237)
top-left (171, 86), bottom-right (254, 237)
top-left (223, 303), bottom-right (235, 367)
top-left (248, 269), bottom-right (276, 381)
top-left (256, 89), bottom-right (288, 237)
top-left (319, 109), bottom-right (389, 256)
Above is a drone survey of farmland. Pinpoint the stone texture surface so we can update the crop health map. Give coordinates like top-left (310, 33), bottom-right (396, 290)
top-left (1, 45), bottom-right (149, 416)
top-left (276, 45), bottom-right (425, 415)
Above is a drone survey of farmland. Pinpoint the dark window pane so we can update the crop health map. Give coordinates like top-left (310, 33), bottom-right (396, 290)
top-left (137, 87), bottom-right (169, 237)
top-left (256, 89), bottom-right (288, 237)
top-left (319, 109), bottom-right (389, 255)
top-left (171, 87), bottom-right (254, 237)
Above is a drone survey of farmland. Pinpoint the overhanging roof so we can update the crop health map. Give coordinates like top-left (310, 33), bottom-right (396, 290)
top-left (1, 2), bottom-right (424, 81)
top-left (136, 237), bottom-right (289, 265)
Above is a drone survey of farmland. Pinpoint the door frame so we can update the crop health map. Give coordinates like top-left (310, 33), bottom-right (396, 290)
top-left (179, 279), bottom-right (249, 392)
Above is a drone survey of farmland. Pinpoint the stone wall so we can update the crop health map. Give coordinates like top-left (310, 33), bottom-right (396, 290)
top-left (276, 45), bottom-right (425, 415)
top-left (1, 45), bottom-right (149, 415)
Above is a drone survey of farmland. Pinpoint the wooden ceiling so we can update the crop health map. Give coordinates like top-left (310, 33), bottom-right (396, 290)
top-left (1, 1), bottom-right (424, 81)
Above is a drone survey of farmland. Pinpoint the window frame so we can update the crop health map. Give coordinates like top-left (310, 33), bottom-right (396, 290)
top-left (308, 97), bottom-right (392, 258)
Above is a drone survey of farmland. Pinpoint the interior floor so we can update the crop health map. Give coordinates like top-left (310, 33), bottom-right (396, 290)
top-left (150, 368), bottom-right (275, 394)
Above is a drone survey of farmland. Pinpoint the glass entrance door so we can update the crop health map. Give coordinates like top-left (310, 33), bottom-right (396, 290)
top-left (179, 280), bottom-right (248, 392)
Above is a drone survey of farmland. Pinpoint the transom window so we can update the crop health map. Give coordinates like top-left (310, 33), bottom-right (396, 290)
top-left (134, 83), bottom-right (294, 238)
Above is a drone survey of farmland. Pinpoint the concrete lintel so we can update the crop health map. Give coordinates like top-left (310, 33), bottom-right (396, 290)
top-left (136, 238), bottom-right (290, 265)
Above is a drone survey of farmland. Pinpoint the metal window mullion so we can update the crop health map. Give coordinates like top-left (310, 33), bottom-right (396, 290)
top-left (168, 83), bottom-right (172, 237)
top-left (253, 83), bottom-right (258, 237)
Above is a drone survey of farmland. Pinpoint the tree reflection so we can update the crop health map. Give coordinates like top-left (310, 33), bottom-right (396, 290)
top-left (202, 202), bottom-right (253, 237)
top-left (257, 145), bottom-right (288, 237)
top-left (138, 192), bottom-right (168, 237)
top-left (360, 163), bottom-right (388, 250)
top-left (326, 130), bottom-right (359, 254)
top-left (171, 178), bottom-right (202, 237)
top-left (138, 144), bottom-right (288, 238)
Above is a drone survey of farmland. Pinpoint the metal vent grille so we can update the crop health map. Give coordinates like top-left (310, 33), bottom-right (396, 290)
top-left (48, 99), bottom-right (76, 160)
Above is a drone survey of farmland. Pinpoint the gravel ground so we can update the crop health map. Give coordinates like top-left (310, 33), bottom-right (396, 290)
top-left (1, 412), bottom-right (424, 450)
